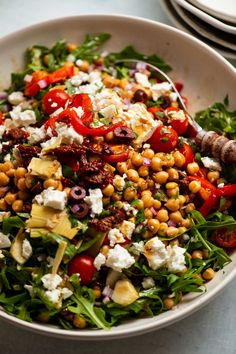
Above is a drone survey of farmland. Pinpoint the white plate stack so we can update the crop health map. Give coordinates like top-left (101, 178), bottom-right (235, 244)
top-left (160, 0), bottom-right (236, 59)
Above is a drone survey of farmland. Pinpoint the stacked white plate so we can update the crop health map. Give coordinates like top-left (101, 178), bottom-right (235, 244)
top-left (160, 0), bottom-right (236, 59)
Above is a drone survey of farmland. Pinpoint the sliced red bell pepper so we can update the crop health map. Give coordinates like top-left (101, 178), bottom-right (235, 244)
top-left (199, 193), bottom-right (219, 217)
top-left (0, 112), bottom-right (4, 125)
top-left (179, 143), bottom-right (195, 167)
top-left (217, 184), bottom-right (236, 197)
top-left (70, 93), bottom-right (93, 125)
top-left (25, 63), bottom-right (75, 97)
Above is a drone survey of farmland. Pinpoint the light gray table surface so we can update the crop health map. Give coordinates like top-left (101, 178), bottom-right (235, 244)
top-left (0, 1), bottom-right (235, 353)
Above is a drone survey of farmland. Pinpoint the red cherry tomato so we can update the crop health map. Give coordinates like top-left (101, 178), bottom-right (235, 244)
top-left (174, 82), bottom-right (183, 92)
top-left (165, 107), bottom-right (189, 135)
top-left (148, 125), bottom-right (178, 153)
top-left (103, 144), bottom-right (129, 164)
top-left (211, 228), bottom-right (236, 249)
top-left (178, 143), bottom-right (195, 167)
top-left (68, 255), bottom-right (96, 285)
top-left (42, 89), bottom-right (70, 115)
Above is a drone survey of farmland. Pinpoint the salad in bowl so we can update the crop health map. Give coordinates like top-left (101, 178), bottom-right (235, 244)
top-left (0, 31), bottom-right (235, 332)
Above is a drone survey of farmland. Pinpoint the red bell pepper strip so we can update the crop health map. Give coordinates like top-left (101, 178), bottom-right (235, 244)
top-left (25, 63), bottom-right (75, 97)
top-left (103, 150), bottom-right (129, 164)
top-left (188, 176), bottom-right (217, 194)
top-left (217, 184), bottom-right (236, 197)
top-left (0, 112), bottom-right (4, 125)
top-left (179, 143), bottom-right (195, 167)
top-left (70, 93), bottom-right (93, 125)
top-left (199, 193), bottom-right (219, 217)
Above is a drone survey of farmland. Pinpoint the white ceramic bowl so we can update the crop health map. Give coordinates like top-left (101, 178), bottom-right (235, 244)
top-left (0, 14), bottom-right (236, 340)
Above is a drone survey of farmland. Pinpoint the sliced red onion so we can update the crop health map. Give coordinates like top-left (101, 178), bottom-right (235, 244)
top-left (103, 296), bottom-right (111, 304)
top-left (24, 74), bottom-right (33, 83)
top-left (0, 186), bottom-right (10, 193)
top-left (167, 220), bottom-right (177, 227)
top-left (0, 92), bottom-right (8, 100)
top-left (1, 104), bottom-right (11, 112)
top-left (102, 285), bottom-right (113, 297)
top-left (38, 80), bottom-right (48, 89)
top-left (150, 207), bottom-right (158, 216)
top-left (143, 157), bottom-right (151, 166)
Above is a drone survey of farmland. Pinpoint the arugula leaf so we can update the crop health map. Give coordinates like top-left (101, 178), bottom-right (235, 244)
top-left (135, 209), bottom-right (145, 224)
top-left (195, 98), bottom-right (236, 139)
top-left (68, 286), bottom-right (111, 330)
top-left (72, 33), bottom-right (111, 62)
top-left (104, 45), bottom-right (172, 73)
top-left (2, 216), bottom-right (25, 234)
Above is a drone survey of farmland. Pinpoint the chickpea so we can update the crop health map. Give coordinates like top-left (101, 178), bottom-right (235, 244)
top-left (104, 131), bottom-right (114, 142)
top-left (153, 171), bottom-right (169, 184)
top-left (142, 148), bottom-right (155, 159)
top-left (191, 250), bottom-right (203, 260)
top-left (93, 285), bottom-right (102, 299)
top-left (0, 172), bottom-right (10, 187)
top-left (202, 249), bottom-right (209, 259)
top-left (153, 199), bottom-right (161, 209)
top-left (166, 226), bottom-right (179, 237)
top-left (135, 199), bottom-right (144, 210)
top-left (25, 174), bottom-right (35, 189)
top-left (123, 187), bottom-right (137, 202)
top-left (15, 167), bottom-right (27, 179)
top-left (6, 168), bottom-right (15, 177)
top-left (147, 219), bottom-right (160, 233)
top-left (131, 153), bottom-right (144, 167)
top-left (156, 209), bottom-right (169, 222)
top-left (141, 190), bottom-right (152, 197)
top-left (1, 161), bottom-right (14, 172)
top-left (138, 165), bottom-right (149, 177)
top-left (0, 198), bottom-right (7, 210)
top-left (167, 168), bottom-right (179, 181)
top-left (77, 60), bottom-right (89, 71)
top-left (202, 268), bottom-right (215, 281)
top-left (63, 187), bottom-right (71, 197)
top-left (18, 190), bottom-right (30, 201)
top-left (165, 198), bottom-right (180, 212)
top-left (181, 218), bottom-right (192, 228)
top-left (100, 245), bottom-right (110, 256)
top-left (17, 178), bottom-right (27, 191)
top-left (167, 187), bottom-right (179, 198)
top-left (37, 311), bottom-right (50, 323)
top-left (137, 178), bottom-right (148, 191)
top-left (185, 203), bottom-right (195, 213)
top-left (173, 151), bottom-right (186, 168)
top-left (166, 182), bottom-right (178, 189)
top-left (150, 156), bottom-right (162, 171)
top-left (158, 222), bottom-right (168, 236)
top-left (187, 162), bottom-right (200, 175)
top-left (164, 298), bottom-right (175, 310)
top-left (144, 208), bottom-right (153, 219)
top-left (112, 192), bottom-right (122, 202)
top-left (147, 178), bottom-right (155, 189)
top-left (73, 315), bottom-right (87, 329)
top-left (141, 194), bottom-right (154, 208)
top-left (207, 171), bottom-right (220, 183)
top-left (126, 169), bottom-right (139, 183)
top-left (116, 162), bottom-right (128, 174)
top-left (4, 192), bottom-right (17, 205)
top-left (43, 179), bottom-right (59, 190)
top-left (102, 197), bottom-right (110, 206)
top-left (178, 227), bottom-right (187, 235)
top-left (178, 195), bottom-right (186, 206)
top-left (67, 42), bottom-right (77, 52)
top-left (189, 180), bottom-right (201, 193)
top-left (143, 230), bottom-right (154, 239)
top-left (12, 200), bottom-right (23, 212)
top-left (102, 183), bottom-right (115, 197)
top-left (169, 211), bottom-right (183, 223)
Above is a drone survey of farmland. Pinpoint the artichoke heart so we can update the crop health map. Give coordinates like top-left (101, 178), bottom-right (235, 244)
top-left (27, 157), bottom-right (62, 179)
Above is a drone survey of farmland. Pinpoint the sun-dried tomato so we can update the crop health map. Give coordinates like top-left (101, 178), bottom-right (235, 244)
top-left (4, 128), bottom-right (29, 142)
top-left (89, 216), bottom-right (115, 232)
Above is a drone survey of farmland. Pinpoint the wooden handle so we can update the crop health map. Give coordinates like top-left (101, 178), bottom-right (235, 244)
top-left (195, 130), bottom-right (236, 164)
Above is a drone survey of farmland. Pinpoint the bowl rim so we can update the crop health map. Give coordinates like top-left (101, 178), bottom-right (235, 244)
top-left (0, 13), bottom-right (236, 340)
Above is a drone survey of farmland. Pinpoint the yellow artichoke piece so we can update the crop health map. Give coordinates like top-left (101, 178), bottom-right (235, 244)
top-left (10, 228), bottom-right (26, 265)
top-left (52, 240), bottom-right (67, 275)
top-left (111, 279), bottom-right (139, 306)
top-left (27, 157), bottom-right (62, 179)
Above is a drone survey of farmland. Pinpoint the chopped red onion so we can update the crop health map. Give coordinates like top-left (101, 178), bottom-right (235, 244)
top-left (0, 92), bottom-right (8, 100)
top-left (167, 220), bottom-right (177, 227)
top-left (103, 296), bottom-right (111, 304)
top-left (136, 62), bottom-right (147, 71)
top-left (150, 207), bottom-right (157, 216)
top-left (1, 104), bottom-right (11, 112)
top-left (102, 285), bottom-right (113, 297)
top-left (24, 74), bottom-right (33, 83)
top-left (143, 157), bottom-right (151, 166)
top-left (123, 98), bottom-right (131, 105)
top-left (38, 80), bottom-right (47, 89)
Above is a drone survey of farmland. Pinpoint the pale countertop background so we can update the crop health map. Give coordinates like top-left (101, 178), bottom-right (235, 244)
top-left (0, 1), bottom-right (236, 353)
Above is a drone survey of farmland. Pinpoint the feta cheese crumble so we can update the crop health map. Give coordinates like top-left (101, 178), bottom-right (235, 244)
top-left (0, 232), bottom-right (11, 249)
top-left (105, 244), bottom-right (135, 272)
top-left (8, 91), bottom-right (25, 105)
top-left (9, 108), bottom-right (37, 127)
top-left (142, 277), bottom-right (155, 289)
top-left (113, 175), bottom-right (126, 191)
top-left (119, 220), bottom-right (135, 240)
top-left (35, 187), bottom-right (67, 211)
top-left (107, 228), bottom-right (125, 247)
top-left (84, 188), bottom-right (103, 217)
top-left (201, 157), bottom-right (222, 171)
top-left (22, 239), bottom-right (33, 261)
top-left (166, 245), bottom-right (186, 273)
top-left (143, 237), bottom-right (168, 270)
top-left (41, 274), bottom-right (63, 290)
top-left (94, 253), bottom-right (106, 271)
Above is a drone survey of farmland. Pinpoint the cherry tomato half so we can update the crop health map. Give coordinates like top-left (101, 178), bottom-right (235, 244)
top-left (211, 228), bottom-right (236, 249)
top-left (42, 89), bottom-right (70, 115)
top-left (147, 107), bottom-right (164, 120)
top-left (165, 107), bottom-right (189, 135)
top-left (178, 143), bottom-right (195, 167)
top-left (68, 255), bottom-right (96, 285)
top-left (148, 125), bottom-right (178, 153)
top-left (103, 144), bottom-right (129, 163)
